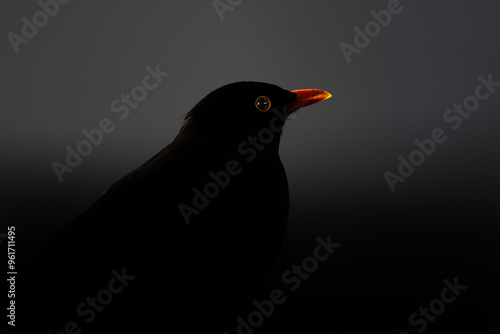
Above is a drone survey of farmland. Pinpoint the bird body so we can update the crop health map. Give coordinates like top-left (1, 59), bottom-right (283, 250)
top-left (26, 82), bottom-right (331, 332)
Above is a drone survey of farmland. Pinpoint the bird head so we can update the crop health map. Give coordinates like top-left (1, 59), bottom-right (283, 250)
top-left (180, 81), bottom-right (332, 146)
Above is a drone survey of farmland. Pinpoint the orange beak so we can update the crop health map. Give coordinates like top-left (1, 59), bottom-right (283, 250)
top-left (287, 89), bottom-right (332, 113)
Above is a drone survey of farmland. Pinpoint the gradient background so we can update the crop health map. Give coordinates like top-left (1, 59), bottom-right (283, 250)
top-left (1, 0), bottom-right (499, 333)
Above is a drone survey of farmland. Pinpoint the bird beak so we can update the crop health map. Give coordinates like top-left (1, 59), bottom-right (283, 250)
top-left (287, 89), bottom-right (332, 113)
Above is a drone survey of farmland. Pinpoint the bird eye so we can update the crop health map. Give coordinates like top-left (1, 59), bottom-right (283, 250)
top-left (255, 96), bottom-right (271, 112)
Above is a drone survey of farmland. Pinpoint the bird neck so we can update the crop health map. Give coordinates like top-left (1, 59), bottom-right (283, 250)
top-left (177, 118), bottom-right (283, 155)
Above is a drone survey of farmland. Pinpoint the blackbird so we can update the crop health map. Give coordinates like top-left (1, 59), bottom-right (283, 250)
top-left (27, 82), bottom-right (331, 333)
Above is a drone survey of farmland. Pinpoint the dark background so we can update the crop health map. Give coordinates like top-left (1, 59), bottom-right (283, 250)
top-left (1, 0), bottom-right (499, 333)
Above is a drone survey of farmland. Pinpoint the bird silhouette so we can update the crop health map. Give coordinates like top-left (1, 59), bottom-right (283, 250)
top-left (27, 82), bottom-right (331, 333)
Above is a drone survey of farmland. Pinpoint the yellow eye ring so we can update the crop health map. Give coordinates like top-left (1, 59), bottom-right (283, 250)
top-left (255, 96), bottom-right (271, 112)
